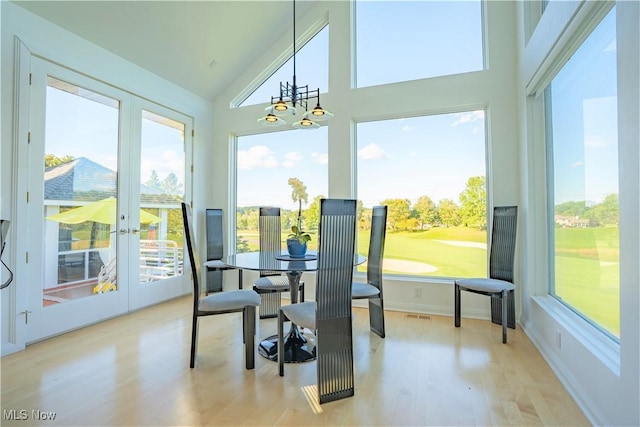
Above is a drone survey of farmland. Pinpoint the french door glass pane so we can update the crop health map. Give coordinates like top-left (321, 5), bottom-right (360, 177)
top-left (356, 111), bottom-right (487, 277)
top-left (43, 77), bottom-right (120, 306)
top-left (546, 8), bottom-right (619, 339)
top-left (236, 128), bottom-right (328, 253)
top-left (139, 110), bottom-right (185, 285)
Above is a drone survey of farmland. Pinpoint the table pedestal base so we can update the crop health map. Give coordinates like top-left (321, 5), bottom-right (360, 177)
top-left (258, 325), bottom-right (316, 363)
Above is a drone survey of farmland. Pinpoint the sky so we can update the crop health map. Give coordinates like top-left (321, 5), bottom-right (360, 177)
top-left (44, 1), bottom-right (618, 210)
top-left (45, 86), bottom-right (185, 190)
top-left (239, 1), bottom-right (486, 209)
top-left (550, 8), bottom-right (618, 205)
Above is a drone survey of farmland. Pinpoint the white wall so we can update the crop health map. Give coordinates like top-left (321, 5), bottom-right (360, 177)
top-left (517, 1), bottom-right (640, 425)
top-left (0, 1), bottom-right (215, 354)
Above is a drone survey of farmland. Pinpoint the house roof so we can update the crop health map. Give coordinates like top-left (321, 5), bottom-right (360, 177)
top-left (44, 157), bottom-right (161, 201)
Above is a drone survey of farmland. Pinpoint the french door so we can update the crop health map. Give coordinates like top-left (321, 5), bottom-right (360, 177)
top-left (24, 57), bottom-right (191, 342)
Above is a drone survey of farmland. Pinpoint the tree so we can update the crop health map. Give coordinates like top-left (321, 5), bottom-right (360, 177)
top-left (358, 206), bottom-right (372, 230)
top-left (161, 172), bottom-right (183, 195)
top-left (381, 198), bottom-right (411, 230)
top-left (587, 193), bottom-right (619, 226)
top-left (458, 176), bottom-right (486, 229)
top-left (438, 199), bottom-right (461, 226)
top-left (145, 170), bottom-right (162, 190)
top-left (413, 195), bottom-right (438, 229)
top-left (44, 154), bottom-right (74, 168)
top-left (304, 195), bottom-right (324, 230)
top-left (555, 200), bottom-right (588, 217)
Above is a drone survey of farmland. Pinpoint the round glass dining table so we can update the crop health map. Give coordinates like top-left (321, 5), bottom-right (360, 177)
top-left (223, 250), bottom-right (365, 363)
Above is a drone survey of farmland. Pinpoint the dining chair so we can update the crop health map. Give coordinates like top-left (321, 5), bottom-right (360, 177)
top-left (278, 198), bottom-right (358, 404)
top-left (182, 203), bottom-right (261, 369)
top-left (352, 205), bottom-right (387, 338)
top-left (454, 205), bottom-right (518, 343)
top-left (252, 207), bottom-right (304, 319)
top-left (205, 208), bottom-right (243, 293)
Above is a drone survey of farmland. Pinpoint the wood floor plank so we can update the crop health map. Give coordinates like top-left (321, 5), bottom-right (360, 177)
top-left (1, 296), bottom-right (590, 426)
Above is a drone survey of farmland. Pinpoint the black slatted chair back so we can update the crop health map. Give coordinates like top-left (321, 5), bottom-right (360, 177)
top-left (258, 207), bottom-right (281, 277)
top-left (205, 209), bottom-right (224, 261)
top-left (315, 198), bottom-right (358, 404)
top-left (365, 205), bottom-right (387, 337)
top-left (489, 206), bottom-right (518, 283)
top-left (367, 206), bottom-right (387, 293)
top-left (183, 203), bottom-right (202, 313)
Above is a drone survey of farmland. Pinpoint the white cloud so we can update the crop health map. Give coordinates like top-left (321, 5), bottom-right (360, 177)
top-left (162, 150), bottom-right (179, 162)
top-left (358, 143), bottom-right (386, 160)
top-left (238, 145), bottom-right (278, 170)
top-left (451, 110), bottom-right (484, 126)
top-left (312, 152), bottom-right (328, 164)
top-left (285, 152), bottom-right (303, 162)
top-left (140, 150), bottom-right (184, 182)
top-left (281, 151), bottom-right (303, 168)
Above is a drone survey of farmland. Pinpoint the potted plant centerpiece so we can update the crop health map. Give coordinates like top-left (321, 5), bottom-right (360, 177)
top-left (287, 177), bottom-right (311, 258)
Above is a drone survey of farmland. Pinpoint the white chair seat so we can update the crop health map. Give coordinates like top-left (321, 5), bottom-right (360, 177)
top-left (204, 259), bottom-right (233, 270)
top-left (281, 301), bottom-right (316, 330)
top-left (253, 276), bottom-right (291, 290)
top-left (352, 281), bottom-right (380, 299)
top-left (199, 289), bottom-right (260, 312)
top-left (455, 278), bottom-right (514, 293)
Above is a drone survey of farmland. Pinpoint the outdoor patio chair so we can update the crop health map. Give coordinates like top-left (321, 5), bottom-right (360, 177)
top-left (252, 207), bottom-right (304, 319)
top-left (454, 205), bottom-right (518, 343)
top-left (205, 208), bottom-right (243, 293)
top-left (278, 198), bottom-right (358, 404)
top-left (352, 205), bottom-right (387, 338)
top-left (182, 203), bottom-right (260, 369)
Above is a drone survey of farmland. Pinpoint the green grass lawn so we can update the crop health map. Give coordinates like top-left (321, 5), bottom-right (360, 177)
top-left (238, 225), bottom-right (620, 337)
top-left (554, 227), bottom-right (620, 336)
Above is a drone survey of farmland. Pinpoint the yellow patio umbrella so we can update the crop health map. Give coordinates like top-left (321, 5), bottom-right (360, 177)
top-left (46, 197), bottom-right (162, 225)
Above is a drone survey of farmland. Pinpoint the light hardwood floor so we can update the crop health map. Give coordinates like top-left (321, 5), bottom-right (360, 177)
top-left (1, 295), bottom-right (589, 426)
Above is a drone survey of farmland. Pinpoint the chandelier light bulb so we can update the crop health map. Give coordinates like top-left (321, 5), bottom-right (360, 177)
top-left (273, 99), bottom-right (288, 111)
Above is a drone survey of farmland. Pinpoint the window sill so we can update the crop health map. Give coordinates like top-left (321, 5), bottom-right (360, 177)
top-left (531, 295), bottom-right (620, 376)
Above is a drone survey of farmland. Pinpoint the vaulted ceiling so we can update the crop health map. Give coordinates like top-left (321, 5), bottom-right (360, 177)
top-left (13, 1), bottom-right (317, 102)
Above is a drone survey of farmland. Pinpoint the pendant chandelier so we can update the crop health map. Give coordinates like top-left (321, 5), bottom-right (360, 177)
top-left (257, 0), bottom-right (333, 129)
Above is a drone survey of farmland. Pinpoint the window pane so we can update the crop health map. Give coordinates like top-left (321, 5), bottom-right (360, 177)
top-left (236, 128), bottom-right (328, 253)
top-left (240, 26), bottom-right (328, 107)
top-left (357, 111), bottom-right (487, 277)
top-left (139, 110), bottom-right (185, 284)
top-left (43, 78), bottom-right (120, 305)
top-left (547, 8), bottom-right (619, 339)
top-left (356, 1), bottom-right (483, 88)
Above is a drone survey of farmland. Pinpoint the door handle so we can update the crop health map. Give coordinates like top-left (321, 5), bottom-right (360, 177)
top-left (131, 228), bottom-right (140, 234)
top-left (119, 228), bottom-right (129, 235)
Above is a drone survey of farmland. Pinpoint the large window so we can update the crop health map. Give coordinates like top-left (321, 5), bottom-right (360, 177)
top-left (545, 8), bottom-right (619, 339)
top-left (236, 128), bottom-right (328, 253)
top-left (356, 111), bottom-right (487, 277)
top-left (240, 26), bottom-right (328, 107)
top-left (355, 0), bottom-right (484, 88)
